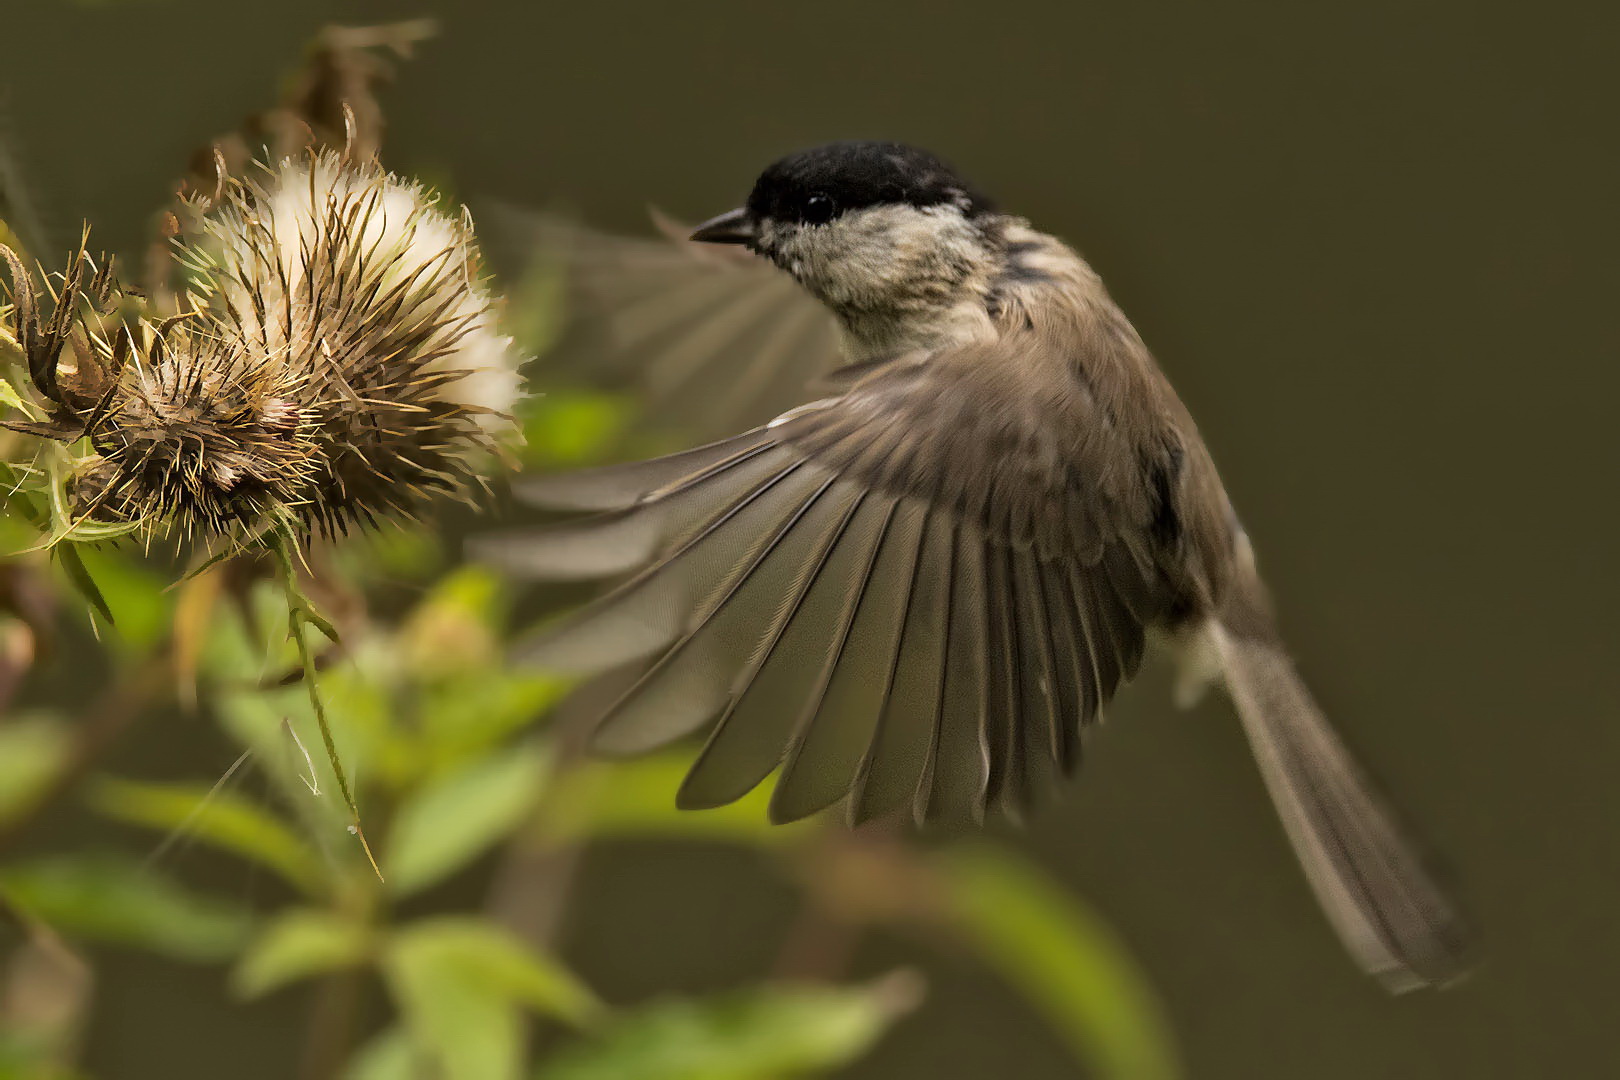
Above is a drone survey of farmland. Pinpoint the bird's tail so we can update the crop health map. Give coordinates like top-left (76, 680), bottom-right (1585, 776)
top-left (1211, 615), bottom-right (1475, 991)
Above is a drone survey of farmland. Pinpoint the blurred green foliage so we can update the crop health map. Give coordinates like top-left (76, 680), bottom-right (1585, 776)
top-left (0, 853), bottom-right (251, 962)
top-left (0, 440), bottom-right (1183, 1078)
top-left (0, 717), bottom-right (68, 824)
top-left (541, 978), bottom-right (920, 1080)
top-left (0, 20), bottom-right (1182, 1080)
top-left (941, 849), bottom-right (1180, 1080)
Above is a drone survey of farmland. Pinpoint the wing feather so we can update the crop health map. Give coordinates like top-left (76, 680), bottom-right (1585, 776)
top-left (845, 503), bottom-right (944, 824)
top-left (675, 484), bottom-right (873, 808)
top-left (487, 208), bottom-right (841, 439)
top-left (1012, 543), bottom-right (1067, 792)
top-left (586, 465), bottom-right (840, 752)
top-left (510, 429), bottom-right (776, 512)
top-left (494, 337), bottom-right (1178, 824)
top-left (981, 539), bottom-right (1023, 816)
top-left (769, 498), bottom-right (924, 822)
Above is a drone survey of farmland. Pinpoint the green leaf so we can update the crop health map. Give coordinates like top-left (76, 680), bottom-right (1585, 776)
top-left (535, 754), bottom-right (802, 848)
top-left (233, 908), bottom-right (372, 999)
top-left (384, 742), bottom-right (551, 897)
top-left (384, 918), bottom-right (601, 1080)
top-left (89, 778), bottom-right (326, 896)
top-left (387, 917), bottom-right (601, 1025)
top-left (72, 547), bottom-right (173, 650)
top-left (418, 670), bottom-right (566, 762)
top-left (540, 975), bottom-right (921, 1080)
top-left (389, 961), bottom-right (521, 1080)
top-left (938, 847), bottom-right (1181, 1080)
top-left (0, 373), bottom-right (29, 414)
top-left (52, 545), bottom-right (114, 628)
top-left (0, 483), bottom-right (45, 552)
top-left (0, 853), bottom-right (251, 962)
top-left (0, 714), bottom-right (69, 827)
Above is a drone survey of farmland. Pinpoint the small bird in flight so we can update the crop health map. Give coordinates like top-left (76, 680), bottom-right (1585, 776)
top-left (483, 141), bottom-right (1473, 991)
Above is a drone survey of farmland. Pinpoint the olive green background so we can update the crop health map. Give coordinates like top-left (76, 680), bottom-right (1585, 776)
top-left (7, 1), bottom-right (1619, 1076)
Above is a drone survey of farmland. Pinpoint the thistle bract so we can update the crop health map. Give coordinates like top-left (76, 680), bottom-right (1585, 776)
top-left (70, 152), bottom-right (522, 541)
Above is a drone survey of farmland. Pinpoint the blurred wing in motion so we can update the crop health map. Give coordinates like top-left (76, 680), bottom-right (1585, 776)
top-left (487, 205), bottom-right (842, 441)
top-left (479, 338), bottom-right (1177, 827)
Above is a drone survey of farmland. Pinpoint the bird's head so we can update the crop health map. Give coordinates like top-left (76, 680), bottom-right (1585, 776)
top-left (691, 141), bottom-right (1004, 339)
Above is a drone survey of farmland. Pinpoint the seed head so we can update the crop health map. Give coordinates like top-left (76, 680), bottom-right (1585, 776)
top-left (63, 151), bottom-right (523, 542)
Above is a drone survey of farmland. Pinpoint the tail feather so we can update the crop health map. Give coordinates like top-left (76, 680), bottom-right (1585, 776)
top-left (1212, 622), bottom-right (1475, 991)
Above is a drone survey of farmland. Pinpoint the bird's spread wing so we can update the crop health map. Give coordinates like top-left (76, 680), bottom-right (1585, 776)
top-left (487, 206), bottom-right (842, 440)
top-left (481, 336), bottom-right (1184, 826)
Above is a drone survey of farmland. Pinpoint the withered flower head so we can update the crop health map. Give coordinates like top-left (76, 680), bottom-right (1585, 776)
top-left (4, 151), bottom-right (522, 543)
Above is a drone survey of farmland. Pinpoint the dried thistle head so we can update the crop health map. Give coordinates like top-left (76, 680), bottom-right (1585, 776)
top-left (24, 152), bottom-right (524, 544)
top-left (68, 318), bottom-right (322, 537)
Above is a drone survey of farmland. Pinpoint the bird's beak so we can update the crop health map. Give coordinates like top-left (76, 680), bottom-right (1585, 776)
top-left (690, 208), bottom-right (755, 245)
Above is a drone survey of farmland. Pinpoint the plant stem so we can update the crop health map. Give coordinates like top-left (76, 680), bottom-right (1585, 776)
top-left (772, 899), bottom-right (862, 982)
top-left (268, 529), bottom-right (382, 882)
top-left (297, 964), bottom-right (368, 1080)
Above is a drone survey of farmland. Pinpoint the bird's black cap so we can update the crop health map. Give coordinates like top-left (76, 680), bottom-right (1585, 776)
top-left (743, 141), bottom-right (993, 226)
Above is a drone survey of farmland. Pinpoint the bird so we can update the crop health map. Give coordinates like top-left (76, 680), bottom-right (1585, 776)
top-left (480, 140), bottom-right (1473, 991)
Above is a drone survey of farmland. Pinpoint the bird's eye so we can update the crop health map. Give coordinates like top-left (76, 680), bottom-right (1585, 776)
top-left (801, 192), bottom-right (836, 225)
